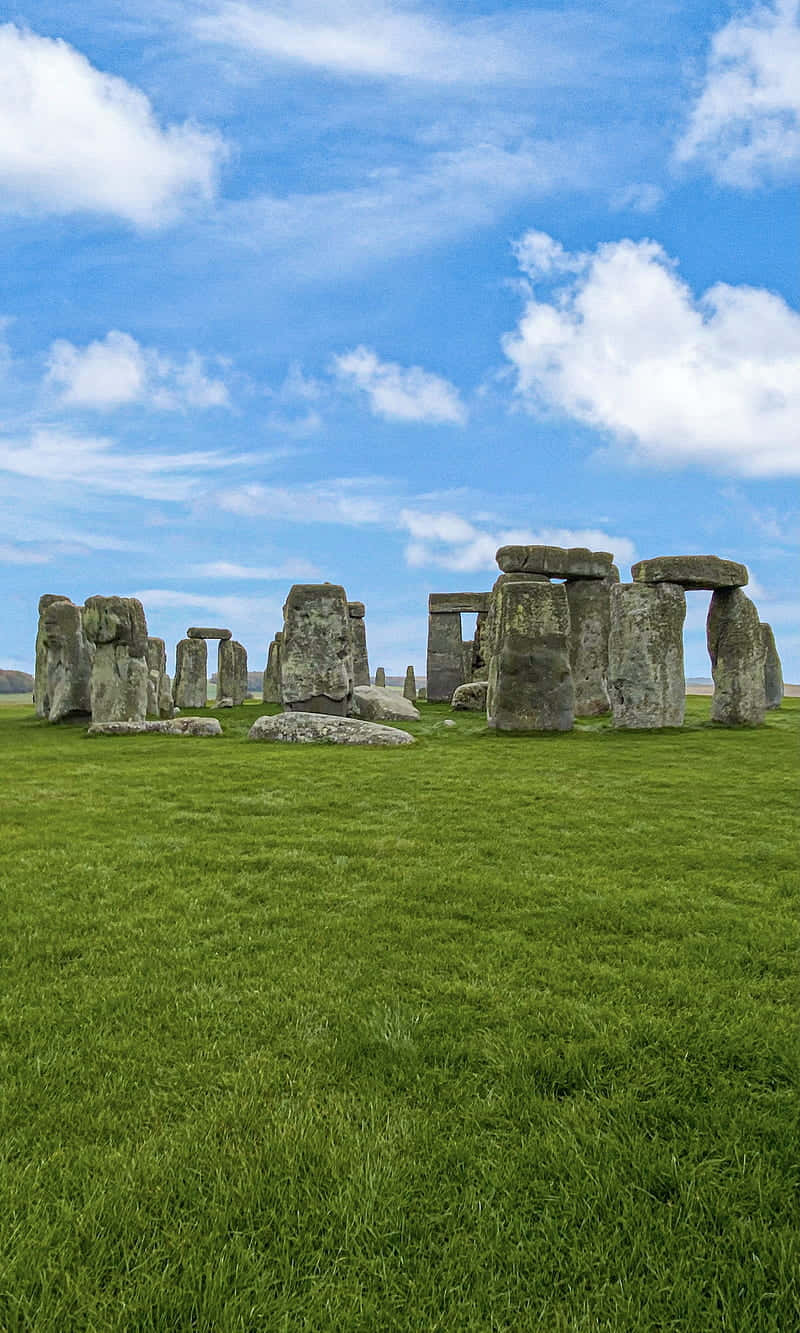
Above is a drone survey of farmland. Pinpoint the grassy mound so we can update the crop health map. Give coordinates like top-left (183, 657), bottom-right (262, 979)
top-left (1, 698), bottom-right (797, 1331)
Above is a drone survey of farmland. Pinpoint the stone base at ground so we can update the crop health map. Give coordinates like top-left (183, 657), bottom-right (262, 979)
top-left (248, 712), bottom-right (414, 745)
top-left (350, 686), bottom-right (420, 721)
top-left (451, 680), bottom-right (488, 711)
top-left (88, 718), bottom-right (221, 736)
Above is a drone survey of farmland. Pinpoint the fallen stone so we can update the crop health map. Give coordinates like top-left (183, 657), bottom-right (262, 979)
top-left (281, 583), bottom-right (353, 715)
top-left (487, 582), bottom-right (574, 731)
top-left (187, 627), bottom-right (232, 640)
top-left (174, 637), bottom-right (208, 709)
top-left (40, 598), bottom-right (94, 723)
top-left (451, 680), bottom-right (488, 711)
top-left (350, 686), bottom-right (420, 721)
top-left (631, 555), bottom-right (748, 590)
top-left (608, 584), bottom-right (686, 729)
top-left (83, 595), bottom-right (148, 725)
top-left (88, 717), bottom-right (222, 736)
top-left (496, 545), bottom-right (614, 580)
top-left (761, 623), bottom-right (784, 710)
top-left (248, 712), bottom-right (414, 745)
top-left (707, 589), bottom-right (766, 726)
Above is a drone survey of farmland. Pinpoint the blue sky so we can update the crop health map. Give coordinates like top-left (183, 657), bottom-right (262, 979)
top-left (2, 0), bottom-right (798, 680)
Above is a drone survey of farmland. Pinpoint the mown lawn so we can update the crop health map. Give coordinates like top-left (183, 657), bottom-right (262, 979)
top-left (1, 698), bottom-right (798, 1331)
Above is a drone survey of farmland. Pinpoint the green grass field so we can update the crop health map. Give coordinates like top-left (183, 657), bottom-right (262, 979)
top-left (1, 698), bottom-right (798, 1331)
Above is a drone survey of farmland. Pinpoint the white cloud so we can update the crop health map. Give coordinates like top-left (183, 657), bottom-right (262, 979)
top-left (333, 346), bottom-right (466, 424)
top-left (45, 331), bottom-right (230, 410)
top-left (0, 541), bottom-right (51, 565)
top-left (675, 0), bottom-right (800, 186)
top-left (194, 559), bottom-right (320, 580)
top-left (0, 24), bottom-right (225, 227)
top-left (609, 182), bottom-right (664, 213)
top-left (503, 232), bottom-right (800, 477)
top-left (217, 478), bottom-right (395, 524)
top-left (133, 588), bottom-right (284, 636)
top-left (401, 510), bottom-right (635, 573)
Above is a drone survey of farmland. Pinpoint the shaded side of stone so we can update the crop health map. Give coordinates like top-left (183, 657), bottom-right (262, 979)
top-left (470, 611), bottom-right (489, 682)
top-left (41, 599), bottom-right (94, 722)
top-left (248, 712), bottom-right (414, 745)
top-left (608, 584), bottom-right (686, 729)
top-left (565, 577), bottom-right (613, 716)
top-left (451, 680), bottom-right (488, 711)
top-left (496, 545), bottom-right (614, 580)
top-left (34, 594), bottom-right (71, 718)
top-left (631, 555), bottom-right (748, 590)
top-left (487, 582), bottom-right (574, 732)
top-left (349, 615), bottom-right (371, 687)
top-left (217, 638), bottom-right (248, 706)
top-left (174, 637), bottom-right (208, 709)
top-left (146, 637), bottom-right (172, 717)
top-left (281, 584), bottom-right (353, 715)
top-left (262, 634), bottom-right (282, 704)
top-left (426, 610), bottom-right (464, 702)
top-left (707, 589), bottom-right (766, 726)
top-left (403, 666), bottom-right (417, 701)
top-left (374, 667), bottom-right (386, 688)
top-left (761, 623), bottom-right (784, 710)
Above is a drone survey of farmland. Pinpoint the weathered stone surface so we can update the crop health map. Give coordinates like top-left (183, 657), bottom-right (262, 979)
top-left (159, 673), bottom-right (174, 719)
top-left (451, 680), bottom-right (488, 711)
top-left (374, 667), bottom-right (386, 688)
top-left (83, 596), bottom-right (148, 725)
top-left (565, 576), bottom-right (615, 716)
top-left (217, 638), bottom-right (248, 706)
top-left (496, 545), bottom-right (614, 580)
top-left (351, 686), bottom-right (420, 721)
top-left (632, 555), bottom-right (748, 590)
top-left (707, 589), bottom-right (766, 726)
top-left (40, 599), bottom-right (94, 722)
top-left (174, 638), bottom-right (208, 709)
top-left (248, 712), bottom-right (415, 745)
top-left (487, 582), bottom-right (574, 732)
top-left (88, 717), bottom-right (222, 736)
top-left (146, 637), bottom-right (173, 718)
top-left (281, 584), bottom-right (353, 715)
top-left (417, 687), bottom-right (427, 700)
top-left (427, 610), bottom-right (464, 702)
top-left (403, 666), bottom-right (417, 701)
top-left (34, 594), bottom-right (71, 717)
top-left (761, 623), bottom-right (784, 710)
top-left (262, 634), bottom-right (282, 704)
top-left (608, 584), bottom-right (686, 729)
top-left (470, 611), bottom-right (489, 682)
top-left (348, 610), bottom-right (370, 687)
top-left (482, 574), bottom-right (550, 679)
top-left (429, 592), bottom-right (489, 614)
top-left (187, 627), bottom-right (232, 640)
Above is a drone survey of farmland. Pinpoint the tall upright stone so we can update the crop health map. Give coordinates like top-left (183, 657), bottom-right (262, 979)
top-left (374, 667), bottom-right (386, 688)
top-left (217, 638), bottom-right (248, 705)
top-left (83, 595), bottom-right (148, 725)
top-left (34, 593), bottom-right (71, 718)
top-left (262, 632), bottom-right (283, 704)
top-left (427, 611), bottom-right (464, 702)
top-left (403, 665), bottom-right (417, 701)
top-left (281, 584), bottom-right (353, 716)
top-left (761, 623), bottom-right (784, 710)
top-left (174, 638), bottom-right (208, 709)
top-left (565, 567), bottom-right (618, 716)
top-left (487, 581), bottom-right (574, 732)
top-left (40, 599), bottom-right (94, 723)
top-left (707, 589), bottom-right (766, 726)
top-left (146, 637), bottom-right (172, 718)
top-left (348, 602), bottom-right (370, 687)
top-left (483, 572), bottom-right (549, 682)
top-left (608, 584), bottom-right (686, 729)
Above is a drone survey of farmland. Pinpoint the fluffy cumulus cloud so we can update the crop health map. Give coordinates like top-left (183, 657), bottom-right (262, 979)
top-left (503, 231), bottom-right (800, 477)
top-left (0, 25), bottom-right (225, 226)
top-left (401, 511), bottom-right (635, 573)
top-left (332, 347), bottom-right (467, 424)
top-left (675, 0), bottom-right (800, 186)
top-left (46, 332), bottom-right (230, 410)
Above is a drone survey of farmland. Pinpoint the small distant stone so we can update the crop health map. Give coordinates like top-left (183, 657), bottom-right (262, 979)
top-left (248, 712), bottom-right (414, 745)
top-left (351, 686), bottom-right (420, 721)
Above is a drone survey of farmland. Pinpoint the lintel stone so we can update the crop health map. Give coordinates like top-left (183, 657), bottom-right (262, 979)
top-left (496, 545), bottom-right (614, 580)
top-left (187, 626), bottom-right (232, 640)
top-left (428, 592), bottom-right (489, 614)
top-left (631, 555), bottom-right (747, 590)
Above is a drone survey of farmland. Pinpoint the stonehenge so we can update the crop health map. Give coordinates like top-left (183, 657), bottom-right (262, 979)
top-left (83, 596), bottom-right (149, 726)
top-left (607, 584), bottom-right (686, 729)
top-left (707, 589), bottom-right (766, 726)
top-left (426, 592), bottom-right (490, 701)
top-left (280, 583), bottom-right (353, 716)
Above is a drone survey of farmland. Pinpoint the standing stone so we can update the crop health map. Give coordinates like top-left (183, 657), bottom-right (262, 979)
top-left (608, 584), bottom-right (686, 729)
top-left (427, 611), bottom-right (464, 702)
top-left (262, 632), bottom-right (283, 704)
top-left (487, 581), bottom-right (574, 732)
top-left (470, 612), bottom-right (489, 682)
top-left (483, 573), bottom-right (549, 683)
top-left (403, 665), bottom-right (417, 701)
top-left (565, 568), bottom-right (618, 716)
top-left (174, 638), bottom-right (208, 709)
top-left (217, 638), bottom-right (248, 706)
top-left (348, 602), bottom-right (371, 687)
top-left (761, 623), bottom-right (784, 710)
top-left (146, 637), bottom-right (172, 718)
top-left (707, 589), bottom-right (766, 726)
top-left (40, 599), bottom-right (94, 723)
top-left (83, 595), bottom-right (148, 725)
top-left (374, 667), bottom-right (386, 688)
top-left (35, 594), bottom-right (72, 717)
top-left (281, 584), bottom-right (353, 716)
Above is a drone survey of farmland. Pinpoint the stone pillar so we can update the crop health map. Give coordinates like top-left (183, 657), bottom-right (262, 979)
top-left (217, 638), bottom-right (248, 705)
top-left (347, 602), bottom-right (370, 687)
top-left (262, 632), bottom-right (283, 704)
top-left (403, 666), bottom-right (417, 701)
top-left (761, 623), bottom-right (783, 710)
top-left (40, 599), bottom-right (94, 723)
top-left (374, 667), bottom-right (386, 688)
top-left (146, 637), bottom-right (172, 718)
top-left (707, 589), bottom-right (766, 726)
top-left (83, 596), bottom-right (149, 725)
top-left (487, 581), bottom-right (574, 732)
top-left (174, 638), bottom-right (208, 709)
top-left (427, 611), bottom-right (464, 702)
top-left (471, 612), bottom-right (489, 682)
top-left (281, 583), bottom-right (353, 716)
top-left (34, 594), bottom-right (71, 718)
top-left (565, 567), bottom-right (618, 716)
top-left (483, 572), bottom-right (549, 684)
top-left (608, 584), bottom-right (686, 729)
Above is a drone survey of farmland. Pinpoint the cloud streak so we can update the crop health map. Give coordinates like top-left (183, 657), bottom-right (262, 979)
top-left (332, 346), bottom-right (466, 424)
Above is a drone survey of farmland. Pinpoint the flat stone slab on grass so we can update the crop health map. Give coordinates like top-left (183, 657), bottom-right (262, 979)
top-left (351, 686), bottom-right (420, 721)
top-left (451, 681), bottom-right (488, 711)
top-left (88, 718), bottom-right (222, 736)
top-left (248, 712), bottom-right (414, 745)
top-left (496, 545), bottom-right (614, 580)
top-left (631, 556), bottom-right (747, 590)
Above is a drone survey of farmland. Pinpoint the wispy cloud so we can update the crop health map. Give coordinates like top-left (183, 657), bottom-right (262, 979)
top-left (332, 346), bottom-right (466, 424)
top-left (46, 331), bottom-right (230, 410)
top-left (0, 24), bottom-right (226, 227)
top-left (193, 558), bottom-right (320, 580)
